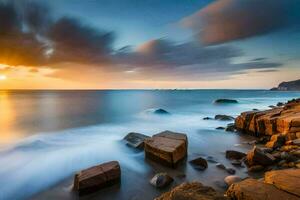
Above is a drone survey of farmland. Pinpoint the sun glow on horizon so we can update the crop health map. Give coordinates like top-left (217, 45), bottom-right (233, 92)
top-left (0, 75), bottom-right (7, 80)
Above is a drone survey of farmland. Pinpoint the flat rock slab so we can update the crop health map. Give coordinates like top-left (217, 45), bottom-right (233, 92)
top-left (155, 182), bottom-right (228, 200)
top-left (265, 169), bottom-right (300, 197)
top-left (123, 132), bottom-right (150, 149)
top-left (73, 161), bottom-right (121, 195)
top-left (226, 178), bottom-right (299, 200)
top-left (144, 131), bottom-right (187, 168)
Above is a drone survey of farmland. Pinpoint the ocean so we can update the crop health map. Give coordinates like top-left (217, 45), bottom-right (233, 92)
top-left (0, 90), bottom-right (299, 200)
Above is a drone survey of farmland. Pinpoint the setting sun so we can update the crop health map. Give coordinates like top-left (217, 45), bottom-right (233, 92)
top-left (0, 75), bottom-right (7, 80)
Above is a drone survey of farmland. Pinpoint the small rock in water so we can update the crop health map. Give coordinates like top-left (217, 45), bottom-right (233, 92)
top-left (206, 156), bottom-right (218, 163)
top-left (224, 175), bottom-right (242, 186)
top-left (216, 163), bottom-right (226, 170)
top-left (216, 127), bottom-right (225, 130)
top-left (214, 99), bottom-right (238, 104)
top-left (277, 102), bottom-right (284, 107)
top-left (225, 123), bottom-right (236, 132)
top-left (226, 168), bottom-right (236, 175)
top-left (123, 132), bottom-right (150, 149)
top-left (203, 117), bottom-right (213, 120)
top-left (226, 150), bottom-right (246, 160)
top-left (189, 157), bottom-right (208, 170)
top-left (154, 108), bottom-right (170, 115)
top-left (150, 173), bottom-right (173, 188)
top-left (231, 160), bottom-right (242, 166)
top-left (215, 114), bottom-right (235, 121)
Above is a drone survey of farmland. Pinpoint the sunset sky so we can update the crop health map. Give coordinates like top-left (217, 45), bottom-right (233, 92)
top-left (0, 0), bottom-right (299, 89)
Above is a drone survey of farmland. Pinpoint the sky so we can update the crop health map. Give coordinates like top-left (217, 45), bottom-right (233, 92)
top-left (0, 0), bottom-right (299, 89)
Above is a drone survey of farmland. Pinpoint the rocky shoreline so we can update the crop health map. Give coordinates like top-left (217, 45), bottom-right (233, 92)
top-left (71, 99), bottom-right (300, 199)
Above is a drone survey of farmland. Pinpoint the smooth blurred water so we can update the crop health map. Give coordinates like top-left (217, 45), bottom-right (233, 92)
top-left (0, 90), bottom-right (299, 200)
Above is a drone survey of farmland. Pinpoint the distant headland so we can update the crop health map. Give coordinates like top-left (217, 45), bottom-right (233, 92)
top-left (271, 79), bottom-right (300, 91)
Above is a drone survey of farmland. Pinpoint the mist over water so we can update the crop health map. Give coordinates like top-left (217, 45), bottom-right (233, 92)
top-left (0, 90), bottom-right (299, 200)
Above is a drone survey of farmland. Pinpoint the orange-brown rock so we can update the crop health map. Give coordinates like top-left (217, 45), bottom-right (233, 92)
top-left (144, 131), bottom-right (187, 168)
top-left (73, 161), bottom-right (121, 195)
top-left (155, 182), bottom-right (228, 200)
top-left (264, 169), bottom-right (300, 197)
top-left (246, 146), bottom-right (275, 166)
top-left (235, 99), bottom-right (300, 137)
top-left (226, 178), bottom-right (299, 200)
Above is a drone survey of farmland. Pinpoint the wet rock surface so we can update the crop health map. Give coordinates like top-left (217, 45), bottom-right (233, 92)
top-left (226, 150), bottom-right (246, 160)
top-left (215, 115), bottom-right (235, 121)
top-left (155, 182), bottom-right (228, 200)
top-left (123, 132), bottom-right (150, 149)
top-left (189, 157), bottom-right (208, 170)
top-left (73, 161), bottom-right (121, 195)
top-left (144, 131), bottom-right (188, 168)
top-left (150, 173), bottom-right (174, 188)
top-left (226, 178), bottom-right (299, 200)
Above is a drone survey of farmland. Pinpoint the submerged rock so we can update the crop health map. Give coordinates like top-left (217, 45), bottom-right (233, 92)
top-left (73, 161), bottom-right (121, 195)
top-left (215, 115), bottom-right (235, 121)
top-left (154, 108), bottom-right (170, 115)
top-left (203, 117), bottom-right (213, 120)
top-left (226, 150), bottom-right (246, 160)
top-left (216, 127), bottom-right (225, 130)
top-left (189, 157), bottom-right (208, 170)
top-left (226, 178), bottom-right (299, 200)
top-left (144, 130), bottom-right (187, 168)
top-left (225, 123), bottom-right (236, 132)
top-left (155, 182), bottom-right (228, 200)
top-left (214, 99), bottom-right (238, 104)
top-left (123, 132), bottom-right (150, 149)
top-left (150, 173), bottom-right (174, 188)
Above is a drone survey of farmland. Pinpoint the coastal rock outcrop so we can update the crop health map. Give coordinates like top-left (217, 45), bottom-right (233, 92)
top-left (155, 182), bottom-right (228, 200)
top-left (123, 132), bottom-right (150, 149)
top-left (246, 146), bottom-right (275, 166)
top-left (264, 169), bottom-right (300, 197)
top-left (144, 131), bottom-right (188, 168)
top-left (215, 115), bottom-right (235, 121)
top-left (235, 98), bottom-right (300, 138)
top-left (226, 178), bottom-right (299, 200)
top-left (73, 161), bottom-right (121, 195)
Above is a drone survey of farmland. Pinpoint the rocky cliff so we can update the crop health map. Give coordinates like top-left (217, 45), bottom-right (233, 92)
top-left (271, 79), bottom-right (300, 91)
top-left (235, 99), bottom-right (300, 139)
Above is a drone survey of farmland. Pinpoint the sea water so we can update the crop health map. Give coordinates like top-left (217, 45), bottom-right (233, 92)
top-left (0, 90), bottom-right (299, 200)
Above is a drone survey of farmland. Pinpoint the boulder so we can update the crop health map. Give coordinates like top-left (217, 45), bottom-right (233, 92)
top-left (73, 161), bottom-right (121, 195)
top-left (154, 108), bottom-right (170, 115)
top-left (265, 134), bottom-right (286, 149)
top-left (224, 175), bottom-right (243, 186)
top-left (150, 173), bottom-right (174, 188)
top-left (264, 169), bottom-right (300, 197)
top-left (248, 165), bottom-right (265, 172)
top-left (155, 182), bottom-right (228, 200)
top-left (189, 157), bottom-right (208, 170)
top-left (214, 99), bottom-right (238, 104)
top-left (226, 150), bottom-right (246, 160)
top-left (123, 132), bottom-right (150, 149)
top-left (246, 147), bottom-right (276, 166)
top-left (226, 178), bottom-right (299, 200)
top-left (144, 131), bottom-right (187, 168)
top-left (215, 115), bottom-right (235, 121)
top-left (226, 168), bottom-right (236, 175)
top-left (216, 163), bottom-right (226, 170)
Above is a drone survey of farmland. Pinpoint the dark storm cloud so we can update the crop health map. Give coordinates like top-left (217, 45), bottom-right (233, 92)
top-left (114, 39), bottom-right (283, 80)
top-left (0, 1), bottom-right (114, 66)
top-left (182, 0), bottom-right (300, 45)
